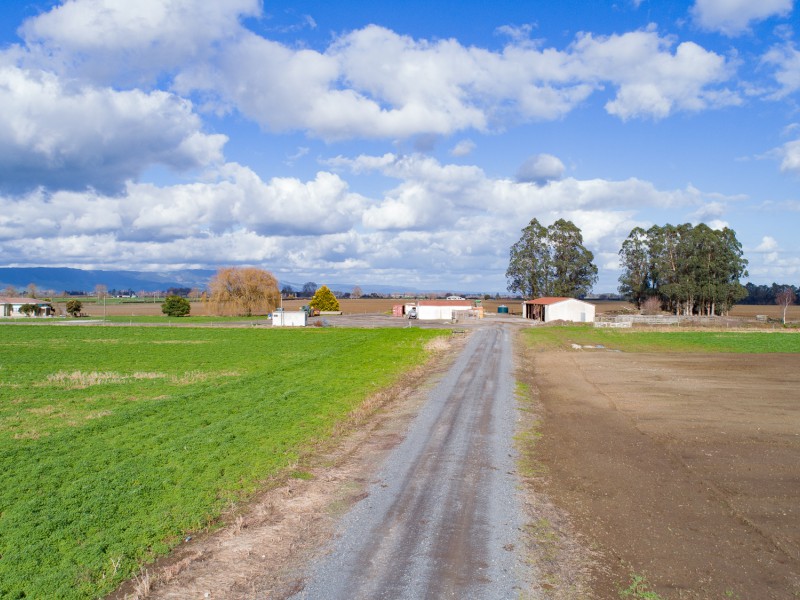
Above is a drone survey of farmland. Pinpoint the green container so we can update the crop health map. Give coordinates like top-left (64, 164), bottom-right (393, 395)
top-left (498, 305), bottom-right (509, 314)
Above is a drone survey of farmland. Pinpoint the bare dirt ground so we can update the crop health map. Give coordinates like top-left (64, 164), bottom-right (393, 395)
top-left (524, 349), bottom-right (800, 599)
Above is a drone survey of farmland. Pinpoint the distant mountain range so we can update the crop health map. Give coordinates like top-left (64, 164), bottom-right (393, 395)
top-left (0, 267), bottom-right (217, 294)
top-left (0, 267), bottom-right (436, 296)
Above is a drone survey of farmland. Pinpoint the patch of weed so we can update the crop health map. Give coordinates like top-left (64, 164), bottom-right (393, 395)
top-left (619, 573), bottom-right (664, 600)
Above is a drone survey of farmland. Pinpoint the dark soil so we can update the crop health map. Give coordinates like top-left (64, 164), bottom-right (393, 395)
top-left (529, 350), bottom-right (800, 599)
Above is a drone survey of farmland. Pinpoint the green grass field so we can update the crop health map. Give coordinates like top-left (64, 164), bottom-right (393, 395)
top-left (524, 325), bottom-right (800, 353)
top-left (0, 325), bottom-right (445, 599)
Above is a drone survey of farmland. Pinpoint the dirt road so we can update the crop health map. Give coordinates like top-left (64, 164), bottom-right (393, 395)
top-left (292, 324), bottom-right (530, 599)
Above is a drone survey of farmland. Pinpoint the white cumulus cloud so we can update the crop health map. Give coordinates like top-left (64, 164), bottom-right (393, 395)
top-left (171, 24), bottom-right (737, 139)
top-left (0, 65), bottom-right (226, 193)
top-left (516, 154), bottom-right (565, 184)
top-left (690, 0), bottom-right (793, 36)
top-left (450, 139), bottom-right (476, 157)
top-left (570, 30), bottom-right (739, 119)
top-left (756, 236), bottom-right (779, 251)
top-left (776, 138), bottom-right (800, 175)
top-left (762, 41), bottom-right (800, 99)
top-left (0, 150), bottom-right (738, 289)
top-left (19, 0), bottom-right (260, 85)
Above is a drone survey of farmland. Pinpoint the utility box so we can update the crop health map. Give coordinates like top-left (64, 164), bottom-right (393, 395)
top-left (272, 310), bottom-right (307, 327)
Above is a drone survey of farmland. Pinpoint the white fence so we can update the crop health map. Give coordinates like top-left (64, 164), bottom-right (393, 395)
top-left (595, 314), bottom-right (726, 327)
top-left (594, 321), bottom-right (632, 328)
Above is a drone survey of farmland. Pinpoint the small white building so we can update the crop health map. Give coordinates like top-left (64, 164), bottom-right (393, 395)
top-left (409, 299), bottom-right (474, 320)
top-left (522, 297), bottom-right (595, 323)
top-left (271, 310), bottom-right (307, 327)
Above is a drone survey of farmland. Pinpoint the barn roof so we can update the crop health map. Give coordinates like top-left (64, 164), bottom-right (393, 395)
top-left (523, 297), bottom-right (589, 305)
top-left (417, 300), bottom-right (473, 306)
top-left (0, 297), bottom-right (52, 304)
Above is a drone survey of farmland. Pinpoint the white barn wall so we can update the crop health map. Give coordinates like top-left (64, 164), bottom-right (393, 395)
top-left (545, 299), bottom-right (595, 323)
top-left (406, 300), bottom-right (472, 321)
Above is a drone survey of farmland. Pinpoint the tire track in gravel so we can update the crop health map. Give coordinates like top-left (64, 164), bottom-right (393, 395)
top-left (292, 324), bottom-right (529, 600)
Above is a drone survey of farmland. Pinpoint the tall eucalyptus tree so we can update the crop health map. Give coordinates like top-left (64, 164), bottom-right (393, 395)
top-left (507, 218), bottom-right (598, 298)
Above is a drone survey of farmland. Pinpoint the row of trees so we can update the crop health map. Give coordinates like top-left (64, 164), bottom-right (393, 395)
top-left (740, 282), bottom-right (799, 305)
top-left (506, 219), bottom-right (753, 317)
top-left (618, 223), bottom-right (748, 316)
top-left (281, 282), bottom-right (322, 298)
top-left (204, 268), bottom-right (339, 316)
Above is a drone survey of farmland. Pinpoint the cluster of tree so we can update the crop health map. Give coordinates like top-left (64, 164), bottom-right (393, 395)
top-left (165, 287), bottom-right (192, 297)
top-left (740, 282), bottom-right (798, 305)
top-left (207, 267), bottom-right (280, 316)
top-left (281, 282), bottom-right (321, 298)
top-left (2, 284), bottom-right (56, 298)
top-left (618, 223), bottom-right (748, 316)
top-left (506, 218), bottom-right (598, 298)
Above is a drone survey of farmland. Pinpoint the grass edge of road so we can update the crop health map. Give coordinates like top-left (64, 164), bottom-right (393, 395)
top-left (513, 333), bottom-right (595, 600)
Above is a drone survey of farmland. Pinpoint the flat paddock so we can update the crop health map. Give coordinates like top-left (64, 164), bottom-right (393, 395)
top-left (531, 350), bottom-right (800, 599)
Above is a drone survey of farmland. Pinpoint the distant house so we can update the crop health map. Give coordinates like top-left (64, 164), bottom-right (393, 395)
top-left (522, 297), bottom-right (595, 323)
top-left (0, 297), bottom-right (55, 317)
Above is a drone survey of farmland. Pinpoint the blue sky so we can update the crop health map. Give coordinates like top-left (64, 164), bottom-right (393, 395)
top-left (0, 0), bottom-right (798, 293)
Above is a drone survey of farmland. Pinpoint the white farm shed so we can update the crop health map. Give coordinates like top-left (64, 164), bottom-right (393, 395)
top-left (413, 300), bottom-right (473, 320)
top-left (522, 297), bottom-right (595, 323)
top-left (271, 310), bottom-right (307, 327)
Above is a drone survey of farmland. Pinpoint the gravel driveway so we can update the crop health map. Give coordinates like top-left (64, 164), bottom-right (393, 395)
top-left (292, 323), bottom-right (530, 599)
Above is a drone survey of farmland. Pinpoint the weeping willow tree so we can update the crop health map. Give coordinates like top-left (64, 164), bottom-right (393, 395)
top-left (207, 267), bottom-right (280, 316)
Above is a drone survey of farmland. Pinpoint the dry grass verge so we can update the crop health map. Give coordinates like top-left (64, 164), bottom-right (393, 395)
top-left (514, 334), bottom-right (596, 600)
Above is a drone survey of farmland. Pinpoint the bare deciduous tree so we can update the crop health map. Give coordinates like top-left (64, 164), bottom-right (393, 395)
top-left (640, 296), bottom-right (662, 315)
top-left (94, 284), bottom-right (108, 303)
top-left (776, 287), bottom-right (796, 325)
top-left (208, 267), bottom-right (280, 316)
